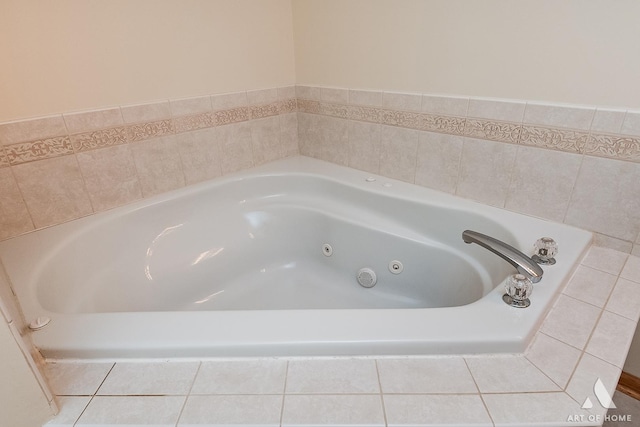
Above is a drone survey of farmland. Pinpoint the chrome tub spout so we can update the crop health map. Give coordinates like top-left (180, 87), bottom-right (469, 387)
top-left (462, 230), bottom-right (544, 283)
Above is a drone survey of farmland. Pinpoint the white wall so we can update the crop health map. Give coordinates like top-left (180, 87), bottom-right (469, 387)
top-left (293, 0), bottom-right (640, 108)
top-left (0, 0), bottom-right (296, 121)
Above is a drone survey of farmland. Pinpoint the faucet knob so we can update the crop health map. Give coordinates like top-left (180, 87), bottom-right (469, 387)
top-left (503, 274), bottom-right (533, 308)
top-left (532, 237), bottom-right (558, 265)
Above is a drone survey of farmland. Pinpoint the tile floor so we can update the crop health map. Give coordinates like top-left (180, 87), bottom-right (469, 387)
top-left (41, 247), bottom-right (640, 426)
top-left (42, 356), bottom-right (638, 427)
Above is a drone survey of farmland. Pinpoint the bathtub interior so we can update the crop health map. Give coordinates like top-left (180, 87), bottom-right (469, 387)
top-left (8, 174), bottom-right (515, 316)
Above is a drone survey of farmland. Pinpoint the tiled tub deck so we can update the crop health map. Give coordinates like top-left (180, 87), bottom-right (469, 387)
top-left (43, 246), bottom-right (640, 427)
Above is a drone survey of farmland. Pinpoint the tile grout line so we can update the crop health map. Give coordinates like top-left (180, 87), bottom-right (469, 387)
top-left (561, 264), bottom-right (624, 401)
top-left (174, 361), bottom-right (202, 427)
top-left (374, 359), bottom-right (389, 427)
top-left (70, 362), bottom-right (116, 426)
top-left (462, 357), bottom-right (497, 427)
top-left (279, 360), bottom-right (289, 427)
top-left (71, 395), bottom-right (94, 427)
top-left (561, 150), bottom-right (586, 224)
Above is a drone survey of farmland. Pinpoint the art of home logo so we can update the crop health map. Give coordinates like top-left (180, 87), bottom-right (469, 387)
top-left (567, 378), bottom-right (632, 423)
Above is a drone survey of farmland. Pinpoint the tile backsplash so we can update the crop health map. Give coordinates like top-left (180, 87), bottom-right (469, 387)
top-left (0, 87), bottom-right (298, 240)
top-left (295, 85), bottom-right (640, 252)
top-left (1, 85), bottom-right (640, 255)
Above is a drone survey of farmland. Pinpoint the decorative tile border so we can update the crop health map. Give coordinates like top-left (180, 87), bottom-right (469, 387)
top-left (298, 89), bottom-right (640, 163)
top-left (214, 107), bottom-right (249, 126)
top-left (519, 125), bottom-right (589, 154)
top-left (0, 97), bottom-right (297, 165)
top-left (0, 147), bottom-right (9, 168)
top-left (463, 119), bottom-right (520, 144)
top-left (1, 86), bottom-right (639, 167)
top-left (70, 127), bottom-right (128, 152)
top-left (5, 136), bottom-right (73, 165)
top-left (585, 134), bottom-right (640, 162)
top-left (126, 119), bottom-right (174, 143)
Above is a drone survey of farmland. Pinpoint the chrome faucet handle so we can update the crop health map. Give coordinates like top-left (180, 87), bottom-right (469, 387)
top-left (532, 237), bottom-right (558, 265)
top-left (462, 230), bottom-right (544, 283)
top-left (503, 274), bottom-right (533, 308)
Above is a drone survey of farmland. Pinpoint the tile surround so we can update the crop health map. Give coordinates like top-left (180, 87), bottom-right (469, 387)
top-left (2, 83), bottom-right (640, 255)
top-left (44, 246), bottom-right (640, 426)
top-left (0, 88), bottom-right (298, 241)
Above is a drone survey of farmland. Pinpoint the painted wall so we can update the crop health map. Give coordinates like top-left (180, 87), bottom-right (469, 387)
top-left (0, 321), bottom-right (52, 426)
top-left (0, 0), bottom-right (296, 122)
top-left (292, 0), bottom-right (640, 109)
top-left (0, 261), bottom-right (53, 426)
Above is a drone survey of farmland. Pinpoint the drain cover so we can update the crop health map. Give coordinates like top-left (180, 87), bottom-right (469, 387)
top-left (357, 268), bottom-right (377, 288)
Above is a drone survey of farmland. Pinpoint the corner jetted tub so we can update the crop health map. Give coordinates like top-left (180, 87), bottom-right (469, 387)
top-left (0, 156), bottom-right (591, 359)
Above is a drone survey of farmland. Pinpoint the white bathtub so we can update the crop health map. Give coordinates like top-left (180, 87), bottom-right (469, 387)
top-left (0, 156), bottom-right (591, 359)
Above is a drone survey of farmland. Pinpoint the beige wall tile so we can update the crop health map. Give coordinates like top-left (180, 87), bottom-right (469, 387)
top-left (456, 138), bottom-right (517, 207)
top-left (63, 108), bottom-right (123, 135)
top-left (565, 156), bottom-right (640, 241)
top-left (246, 88), bottom-right (278, 105)
top-left (0, 115), bottom-right (67, 145)
top-left (320, 87), bottom-right (349, 104)
top-left (0, 168), bottom-right (33, 239)
top-left (250, 117), bottom-right (282, 166)
top-left (467, 98), bottom-right (526, 122)
top-left (297, 113), bottom-right (323, 159)
top-left (622, 111), bottom-right (640, 136)
top-left (347, 120), bottom-right (380, 174)
top-left (295, 85), bottom-right (321, 101)
top-left (277, 86), bottom-right (296, 100)
top-left (379, 125), bottom-right (419, 182)
top-left (591, 108), bottom-right (626, 134)
top-left (592, 233), bottom-right (633, 253)
top-left (175, 128), bottom-right (222, 185)
top-left (382, 91), bottom-right (422, 112)
top-left (523, 103), bottom-right (595, 130)
top-left (169, 96), bottom-right (212, 117)
top-left (12, 156), bottom-right (93, 228)
top-left (210, 92), bottom-right (248, 111)
top-left (279, 113), bottom-right (299, 157)
top-left (76, 145), bottom-right (142, 212)
top-left (505, 146), bottom-right (582, 222)
top-left (349, 89), bottom-right (383, 107)
top-left (421, 94), bottom-right (469, 117)
top-left (121, 101), bottom-right (171, 124)
top-left (319, 116), bottom-right (349, 166)
top-left (415, 132), bottom-right (463, 194)
top-left (130, 137), bottom-right (185, 197)
top-left (218, 123), bottom-right (254, 175)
